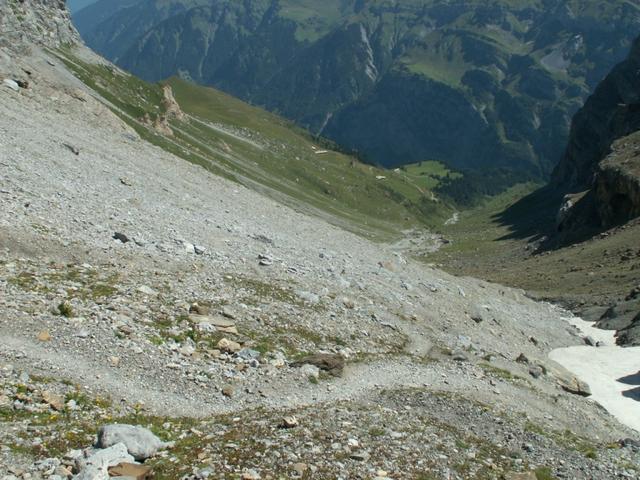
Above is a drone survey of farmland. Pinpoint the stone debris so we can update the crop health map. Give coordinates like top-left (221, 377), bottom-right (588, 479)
top-left (279, 416), bottom-right (299, 429)
top-left (291, 354), bottom-right (344, 376)
top-left (75, 443), bottom-right (135, 479)
top-left (113, 232), bottom-right (130, 244)
top-left (551, 366), bottom-right (593, 397)
top-left (217, 338), bottom-right (241, 354)
top-left (97, 424), bottom-right (168, 461)
top-left (37, 331), bottom-right (52, 342)
top-left (42, 391), bottom-right (64, 411)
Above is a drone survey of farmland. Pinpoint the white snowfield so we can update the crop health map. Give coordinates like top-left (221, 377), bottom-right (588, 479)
top-left (550, 317), bottom-right (640, 432)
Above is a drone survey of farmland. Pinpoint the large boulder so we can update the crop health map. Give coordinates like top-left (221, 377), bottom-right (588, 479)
top-left (548, 365), bottom-right (592, 397)
top-left (97, 425), bottom-right (167, 461)
top-left (75, 443), bottom-right (134, 479)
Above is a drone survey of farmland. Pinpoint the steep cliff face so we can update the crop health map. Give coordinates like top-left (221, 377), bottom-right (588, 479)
top-left (0, 0), bottom-right (79, 49)
top-left (554, 37), bottom-right (640, 239)
top-left (73, 0), bottom-right (640, 174)
top-left (553, 37), bottom-right (640, 190)
top-left (594, 135), bottom-right (640, 227)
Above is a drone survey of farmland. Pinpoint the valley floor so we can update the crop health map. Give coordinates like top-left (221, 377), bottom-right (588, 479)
top-left (425, 183), bottom-right (639, 311)
top-left (0, 45), bottom-right (638, 479)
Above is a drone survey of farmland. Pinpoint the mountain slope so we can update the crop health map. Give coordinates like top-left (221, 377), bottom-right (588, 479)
top-left (75, 0), bottom-right (640, 178)
top-left (552, 35), bottom-right (640, 240)
top-left (2, 2), bottom-right (640, 478)
top-left (553, 36), bottom-right (640, 191)
top-left (50, 49), bottom-right (456, 240)
top-left (428, 37), bottom-right (640, 346)
top-left (1, 0), bottom-right (79, 49)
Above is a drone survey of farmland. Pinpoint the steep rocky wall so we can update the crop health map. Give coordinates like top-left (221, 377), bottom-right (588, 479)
top-left (595, 140), bottom-right (640, 227)
top-left (0, 0), bottom-right (79, 50)
top-left (552, 36), bottom-right (640, 244)
top-left (555, 131), bottom-right (640, 245)
top-left (552, 36), bottom-right (640, 191)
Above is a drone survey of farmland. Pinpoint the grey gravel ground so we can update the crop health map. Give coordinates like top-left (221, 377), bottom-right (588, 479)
top-left (0, 36), bottom-right (639, 479)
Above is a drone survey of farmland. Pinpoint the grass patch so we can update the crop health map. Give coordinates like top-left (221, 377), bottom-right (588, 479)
top-left (50, 46), bottom-right (455, 243)
top-left (535, 467), bottom-right (559, 480)
top-left (479, 362), bottom-right (516, 381)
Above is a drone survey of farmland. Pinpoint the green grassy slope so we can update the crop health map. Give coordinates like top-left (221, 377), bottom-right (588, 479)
top-left (53, 47), bottom-right (453, 241)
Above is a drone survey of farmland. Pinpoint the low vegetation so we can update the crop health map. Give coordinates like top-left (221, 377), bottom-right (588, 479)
top-left (51, 48), bottom-right (456, 242)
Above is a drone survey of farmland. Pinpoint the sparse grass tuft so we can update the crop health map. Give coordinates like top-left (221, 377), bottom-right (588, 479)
top-left (57, 301), bottom-right (74, 318)
top-left (535, 467), bottom-right (559, 480)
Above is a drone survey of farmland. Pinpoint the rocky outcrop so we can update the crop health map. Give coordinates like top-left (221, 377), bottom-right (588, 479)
top-left (553, 35), bottom-right (640, 190)
top-left (162, 84), bottom-right (185, 121)
top-left (596, 288), bottom-right (640, 347)
top-left (556, 132), bottom-right (640, 241)
top-left (554, 37), bottom-right (640, 240)
top-left (0, 0), bottom-right (79, 51)
top-left (594, 139), bottom-right (640, 227)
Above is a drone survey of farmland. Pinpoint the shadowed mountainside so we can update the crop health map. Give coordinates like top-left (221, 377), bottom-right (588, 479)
top-left (73, 0), bottom-right (640, 180)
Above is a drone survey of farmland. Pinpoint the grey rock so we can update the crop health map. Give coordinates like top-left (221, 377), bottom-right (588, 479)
top-left (451, 349), bottom-right (469, 362)
top-left (136, 285), bottom-right (157, 296)
top-left (619, 438), bottom-right (640, 450)
top-left (550, 367), bottom-right (592, 397)
top-left (350, 452), bottom-right (370, 461)
top-left (529, 365), bottom-right (544, 378)
top-left (291, 354), bottom-right (344, 376)
top-left (97, 424), bottom-right (167, 461)
top-left (76, 443), bottom-right (134, 474)
top-left (299, 363), bottom-right (320, 379)
top-left (73, 465), bottom-right (109, 480)
top-left (196, 467), bottom-right (215, 479)
top-left (2, 79), bottom-right (19, 91)
top-left (113, 232), bottom-right (129, 243)
top-left (236, 348), bottom-right (261, 361)
top-left (469, 306), bottom-right (486, 323)
top-left (296, 290), bottom-right (320, 304)
top-left (64, 143), bottom-right (80, 155)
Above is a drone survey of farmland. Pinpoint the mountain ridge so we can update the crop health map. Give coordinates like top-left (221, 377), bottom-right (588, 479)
top-left (75, 0), bottom-right (640, 178)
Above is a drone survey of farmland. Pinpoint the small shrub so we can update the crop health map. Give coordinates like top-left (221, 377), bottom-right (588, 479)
top-left (535, 467), bottom-right (558, 480)
top-left (57, 301), bottom-right (74, 318)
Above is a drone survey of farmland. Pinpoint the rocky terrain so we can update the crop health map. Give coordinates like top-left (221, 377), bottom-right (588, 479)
top-left (549, 35), bottom-right (640, 346)
top-left (72, 0), bottom-right (640, 182)
top-left (427, 33), bottom-right (640, 349)
top-left (1, 1), bottom-right (639, 479)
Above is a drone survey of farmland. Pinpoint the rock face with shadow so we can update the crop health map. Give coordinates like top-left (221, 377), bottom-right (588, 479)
top-left (548, 37), bottom-right (640, 346)
top-left (582, 287), bottom-right (640, 347)
top-left (553, 36), bottom-right (640, 243)
top-left (618, 371), bottom-right (640, 401)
